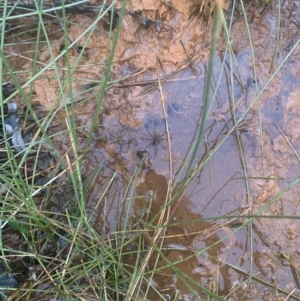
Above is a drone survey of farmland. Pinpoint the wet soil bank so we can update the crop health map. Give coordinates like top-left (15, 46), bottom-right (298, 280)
top-left (2, 0), bottom-right (300, 300)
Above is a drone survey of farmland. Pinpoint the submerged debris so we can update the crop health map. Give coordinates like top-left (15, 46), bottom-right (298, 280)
top-left (2, 83), bottom-right (15, 99)
top-left (136, 150), bottom-right (151, 169)
top-left (0, 259), bottom-right (23, 300)
top-left (0, 99), bottom-right (55, 181)
top-left (1, 102), bottom-right (25, 153)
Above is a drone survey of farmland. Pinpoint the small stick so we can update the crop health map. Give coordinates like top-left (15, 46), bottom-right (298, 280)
top-left (137, 68), bottom-right (182, 96)
top-left (274, 123), bottom-right (300, 163)
top-left (180, 39), bottom-right (197, 75)
top-left (137, 48), bottom-right (207, 96)
top-left (282, 253), bottom-right (300, 290)
top-left (157, 73), bottom-right (173, 186)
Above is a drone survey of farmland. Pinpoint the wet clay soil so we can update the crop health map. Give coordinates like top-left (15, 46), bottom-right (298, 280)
top-left (4, 0), bottom-right (300, 299)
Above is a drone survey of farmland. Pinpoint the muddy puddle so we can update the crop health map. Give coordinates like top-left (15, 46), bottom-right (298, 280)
top-left (2, 0), bottom-right (300, 300)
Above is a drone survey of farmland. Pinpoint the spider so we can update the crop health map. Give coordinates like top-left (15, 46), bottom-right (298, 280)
top-left (143, 122), bottom-right (167, 154)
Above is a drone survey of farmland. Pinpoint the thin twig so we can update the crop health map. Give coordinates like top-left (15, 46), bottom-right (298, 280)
top-left (180, 39), bottom-right (197, 75)
top-left (274, 123), bottom-right (300, 163)
top-left (137, 48), bottom-right (206, 96)
top-left (136, 67), bottom-right (184, 96)
top-left (157, 73), bottom-right (173, 186)
top-left (225, 260), bottom-right (300, 300)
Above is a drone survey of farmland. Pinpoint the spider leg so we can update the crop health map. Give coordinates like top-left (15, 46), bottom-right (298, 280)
top-left (145, 141), bottom-right (153, 150)
top-left (145, 124), bottom-right (155, 139)
top-left (154, 131), bottom-right (167, 149)
top-left (157, 140), bottom-right (166, 149)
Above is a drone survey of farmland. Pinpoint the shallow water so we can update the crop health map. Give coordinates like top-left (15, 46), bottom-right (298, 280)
top-left (3, 0), bottom-right (300, 299)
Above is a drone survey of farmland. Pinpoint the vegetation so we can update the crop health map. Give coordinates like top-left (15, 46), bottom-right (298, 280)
top-left (0, 0), bottom-right (299, 300)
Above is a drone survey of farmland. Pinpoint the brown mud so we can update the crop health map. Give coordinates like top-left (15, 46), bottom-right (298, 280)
top-left (3, 0), bottom-right (300, 300)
